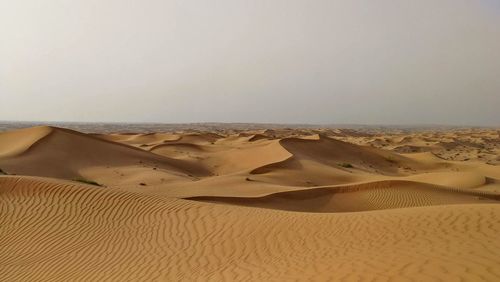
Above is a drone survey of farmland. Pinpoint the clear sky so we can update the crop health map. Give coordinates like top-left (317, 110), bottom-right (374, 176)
top-left (1, 0), bottom-right (499, 125)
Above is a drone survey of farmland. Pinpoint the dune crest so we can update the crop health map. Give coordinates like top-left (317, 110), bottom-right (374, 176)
top-left (0, 126), bottom-right (211, 184)
top-left (1, 175), bottom-right (500, 281)
top-left (1, 126), bottom-right (499, 281)
top-left (0, 126), bottom-right (53, 158)
top-left (190, 180), bottom-right (499, 212)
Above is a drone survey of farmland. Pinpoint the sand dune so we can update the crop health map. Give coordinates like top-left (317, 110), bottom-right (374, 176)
top-left (252, 135), bottom-right (424, 175)
top-left (1, 176), bottom-right (500, 281)
top-left (0, 126), bottom-right (52, 158)
top-left (0, 126), bottom-right (211, 186)
top-left (1, 126), bottom-right (499, 281)
top-left (190, 180), bottom-right (499, 212)
top-left (337, 128), bottom-right (500, 165)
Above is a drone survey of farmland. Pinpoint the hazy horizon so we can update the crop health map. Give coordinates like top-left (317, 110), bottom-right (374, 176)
top-left (1, 120), bottom-right (497, 129)
top-left (1, 0), bottom-right (499, 126)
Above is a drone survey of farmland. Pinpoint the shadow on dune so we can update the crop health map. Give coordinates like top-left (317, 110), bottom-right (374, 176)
top-left (189, 180), bottom-right (500, 213)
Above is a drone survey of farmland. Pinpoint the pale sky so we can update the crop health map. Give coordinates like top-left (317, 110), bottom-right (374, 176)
top-left (1, 0), bottom-right (499, 125)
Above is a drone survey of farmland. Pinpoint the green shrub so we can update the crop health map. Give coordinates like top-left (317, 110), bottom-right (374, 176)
top-left (73, 178), bottom-right (102, 187)
top-left (0, 168), bottom-right (7, 175)
top-left (338, 163), bottom-right (353, 168)
top-left (385, 156), bottom-right (397, 164)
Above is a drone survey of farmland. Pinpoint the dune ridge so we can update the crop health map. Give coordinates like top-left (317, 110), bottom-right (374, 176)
top-left (189, 180), bottom-right (500, 212)
top-left (1, 126), bottom-right (500, 281)
top-left (0, 126), bottom-right (212, 182)
top-left (1, 175), bottom-right (500, 281)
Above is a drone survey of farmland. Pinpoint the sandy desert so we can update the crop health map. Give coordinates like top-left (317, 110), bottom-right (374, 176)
top-left (2, 0), bottom-right (500, 280)
top-left (0, 125), bottom-right (499, 281)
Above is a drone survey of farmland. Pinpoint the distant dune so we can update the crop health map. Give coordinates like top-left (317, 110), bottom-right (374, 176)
top-left (1, 126), bottom-right (499, 281)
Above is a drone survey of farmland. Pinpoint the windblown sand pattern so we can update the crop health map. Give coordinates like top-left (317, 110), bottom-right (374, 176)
top-left (1, 126), bottom-right (499, 281)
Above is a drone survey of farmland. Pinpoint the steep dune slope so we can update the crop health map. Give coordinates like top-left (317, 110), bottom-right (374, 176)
top-left (1, 127), bottom-right (498, 195)
top-left (0, 127), bottom-right (210, 182)
top-left (151, 138), bottom-right (292, 175)
top-left (244, 135), bottom-right (433, 187)
top-left (0, 126), bottom-right (52, 158)
top-left (275, 135), bottom-right (430, 174)
top-left (149, 134), bottom-right (430, 186)
top-left (1, 126), bottom-right (500, 281)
